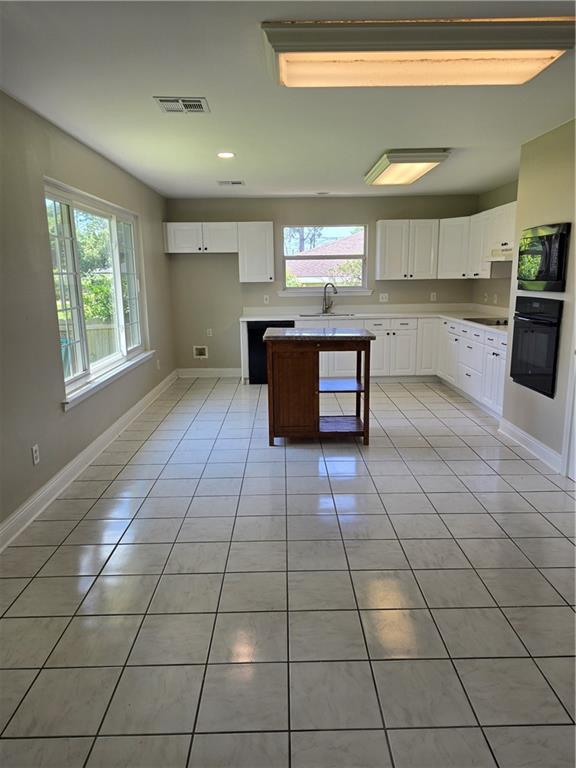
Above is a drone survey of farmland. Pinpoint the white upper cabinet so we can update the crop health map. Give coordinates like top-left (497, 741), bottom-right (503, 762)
top-left (468, 211), bottom-right (491, 279)
top-left (375, 220), bottom-right (409, 279)
top-left (438, 216), bottom-right (471, 279)
top-left (164, 222), bottom-right (203, 253)
top-left (238, 222), bottom-right (275, 283)
top-left (485, 201), bottom-right (517, 258)
top-left (164, 222), bottom-right (238, 253)
top-left (375, 219), bottom-right (438, 280)
top-left (409, 219), bottom-right (439, 279)
top-left (202, 222), bottom-right (238, 253)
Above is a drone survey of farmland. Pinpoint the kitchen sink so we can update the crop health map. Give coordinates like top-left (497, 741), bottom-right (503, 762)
top-left (299, 313), bottom-right (356, 317)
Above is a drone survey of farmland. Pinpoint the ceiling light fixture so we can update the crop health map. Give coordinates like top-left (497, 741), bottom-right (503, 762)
top-left (217, 152), bottom-right (236, 159)
top-left (364, 149), bottom-right (450, 185)
top-left (262, 17), bottom-right (574, 87)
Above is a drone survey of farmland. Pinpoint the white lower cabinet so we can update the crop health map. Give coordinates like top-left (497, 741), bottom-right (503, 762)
top-left (416, 318), bottom-right (438, 375)
top-left (437, 325), bottom-right (459, 384)
top-left (389, 330), bottom-right (417, 375)
top-left (436, 318), bottom-right (507, 414)
top-left (481, 347), bottom-right (506, 413)
top-left (330, 319), bottom-right (361, 376)
top-left (458, 364), bottom-right (483, 400)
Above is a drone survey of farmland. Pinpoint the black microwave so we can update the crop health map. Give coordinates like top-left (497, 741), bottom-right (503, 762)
top-left (517, 223), bottom-right (570, 292)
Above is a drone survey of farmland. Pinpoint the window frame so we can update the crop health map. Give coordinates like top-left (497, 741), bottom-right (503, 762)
top-left (44, 181), bottom-right (147, 395)
top-left (282, 224), bottom-right (368, 292)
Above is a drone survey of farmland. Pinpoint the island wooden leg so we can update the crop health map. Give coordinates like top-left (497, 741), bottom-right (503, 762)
top-left (266, 343), bottom-right (275, 446)
top-left (363, 343), bottom-right (370, 445)
top-left (355, 350), bottom-right (362, 418)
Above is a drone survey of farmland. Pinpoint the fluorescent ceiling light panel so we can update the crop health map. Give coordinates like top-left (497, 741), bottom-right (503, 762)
top-left (365, 150), bottom-right (450, 185)
top-left (263, 17), bottom-right (574, 87)
top-left (278, 49), bottom-right (566, 87)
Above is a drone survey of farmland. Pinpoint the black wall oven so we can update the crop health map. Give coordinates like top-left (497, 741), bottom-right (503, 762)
top-left (510, 297), bottom-right (563, 398)
top-left (517, 223), bottom-right (570, 292)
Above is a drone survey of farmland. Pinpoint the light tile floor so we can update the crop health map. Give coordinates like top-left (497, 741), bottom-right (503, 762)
top-left (0, 377), bottom-right (575, 768)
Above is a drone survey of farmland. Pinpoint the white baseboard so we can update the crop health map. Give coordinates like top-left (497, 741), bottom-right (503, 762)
top-left (0, 371), bottom-right (178, 551)
top-left (177, 368), bottom-right (241, 378)
top-left (499, 418), bottom-right (562, 473)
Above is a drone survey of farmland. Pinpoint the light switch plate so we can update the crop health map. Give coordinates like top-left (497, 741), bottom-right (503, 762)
top-left (379, 293), bottom-right (389, 303)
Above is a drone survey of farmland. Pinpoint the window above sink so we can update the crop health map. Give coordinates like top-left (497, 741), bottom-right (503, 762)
top-left (283, 225), bottom-right (367, 291)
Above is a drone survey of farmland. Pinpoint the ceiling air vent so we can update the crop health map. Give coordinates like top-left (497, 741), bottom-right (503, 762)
top-left (217, 180), bottom-right (245, 186)
top-left (154, 97), bottom-right (210, 114)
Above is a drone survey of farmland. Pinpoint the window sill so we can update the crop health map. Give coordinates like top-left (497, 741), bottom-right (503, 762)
top-left (277, 288), bottom-right (373, 297)
top-left (62, 351), bottom-right (155, 411)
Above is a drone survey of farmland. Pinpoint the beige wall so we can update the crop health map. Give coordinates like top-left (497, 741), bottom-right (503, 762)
top-left (0, 93), bottom-right (175, 522)
top-left (502, 120), bottom-right (575, 456)
top-left (478, 180), bottom-right (518, 210)
top-left (167, 196), bottom-right (482, 369)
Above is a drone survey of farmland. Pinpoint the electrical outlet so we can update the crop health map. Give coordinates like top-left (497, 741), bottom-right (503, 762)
top-left (206, 328), bottom-right (213, 337)
top-left (483, 293), bottom-right (489, 303)
top-left (263, 295), bottom-right (270, 305)
top-left (430, 292), bottom-right (437, 302)
top-left (379, 293), bottom-right (389, 303)
top-left (493, 293), bottom-right (499, 305)
top-left (32, 444), bottom-right (40, 466)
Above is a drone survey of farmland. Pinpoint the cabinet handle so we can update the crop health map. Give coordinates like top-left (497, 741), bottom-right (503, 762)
top-left (204, 247), bottom-right (208, 251)
top-left (462, 272), bottom-right (466, 277)
top-left (409, 274), bottom-right (413, 278)
top-left (492, 352), bottom-right (499, 357)
top-left (487, 336), bottom-right (494, 342)
top-left (465, 373), bottom-right (471, 378)
top-left (461, 329), bottom-right (468, 333)
top-left (473, 333), bottom-right (480, 337)
top-left (454, 338), bottom-right (459, 342)
top-left (501, 241), bottom-right (508, 246)
top-left (198, 247), bottom-right (202, 251)
top-left (386, 332), bottom-right (390, 336)
top-left (466, 345), bottom-right (472, 350)
top-left (473, 272), bottom-right (479, 276)
top-left (392, 332), bottom-right (396, 336)
top-left (404, 273), bottom-right (407, 278)
top-left (269, 276), bottom-right (273, 280)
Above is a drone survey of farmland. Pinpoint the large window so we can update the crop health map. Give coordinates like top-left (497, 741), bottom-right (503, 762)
top-left (45, 188), bottom-right (144, 390)
top-left (283, 225), bottom-right (366, 289)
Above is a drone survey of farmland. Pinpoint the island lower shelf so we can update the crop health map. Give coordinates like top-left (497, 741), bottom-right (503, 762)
top-left (319, 415), bottom-right (364, 435)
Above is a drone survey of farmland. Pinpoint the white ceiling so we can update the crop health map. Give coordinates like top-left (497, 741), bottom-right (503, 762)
top-left (1, 1), bottom-right (574, 197)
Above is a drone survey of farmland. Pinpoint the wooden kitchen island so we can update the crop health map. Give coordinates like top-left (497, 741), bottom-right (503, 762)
top-left (264, 326), bottom-right (375, 446)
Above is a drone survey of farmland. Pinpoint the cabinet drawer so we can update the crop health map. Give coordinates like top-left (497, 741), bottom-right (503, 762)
top-left (485, 332), bottom-right (507, 350)
top-left (458, 324), bottom-right (474, 338)
top-left (459, 339), bottom-right (484, 372)
top-left (391, 318), bottom-right (417, 330)
top-left (468, 327), bottom-right (485, 344)
top-left (442, 319), bottom-right (459, 333)
top-left (458, 364), bottom-right (483, 400)
top-left (365, 319), bottom-right (391, 333)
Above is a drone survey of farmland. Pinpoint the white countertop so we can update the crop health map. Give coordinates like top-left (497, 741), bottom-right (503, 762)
top-left (239, 304), bottom-right (510, 336)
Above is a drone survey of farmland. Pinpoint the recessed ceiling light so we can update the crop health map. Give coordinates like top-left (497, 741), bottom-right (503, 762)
top-left (263, 17), bottom-right (574, 87)
top-left (365, 149), bottom-right (450, 185)
top-left (217, 152), bottom-right (235, 159)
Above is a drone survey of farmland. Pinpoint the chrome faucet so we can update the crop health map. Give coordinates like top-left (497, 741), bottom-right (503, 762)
top-left (322, 282), bottom-right (338, 314)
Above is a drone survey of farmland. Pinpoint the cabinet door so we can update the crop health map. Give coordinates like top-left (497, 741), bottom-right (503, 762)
top-left (369, 333), bottom-right (389, 376)
top-left (481, 347), bottom-right (499, 410)
top-left (468, 212), bottom-right (491, 279)
top-left (438, 330), bottom-right (458, 384)
top-left (164, 223), bottom-right (203, 253)
top-left (238, 222), bottom-right (275, 282)
top-left (272, 347), bottom-right (318, 435)
top-left (375, 220), bottom-right (409, 280)
top-left (416, 318), bottom-right (438, 374)
top-left (389, 330), bottom-right (417, 375)
top-left (438, 217), bottom-right (470, 279)
top-left (409, 220), bottom-right (439, 279)
top-left (489, 202), bottom-right (517, 258)
top-left (202, 222), bottom-right (238, 253)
